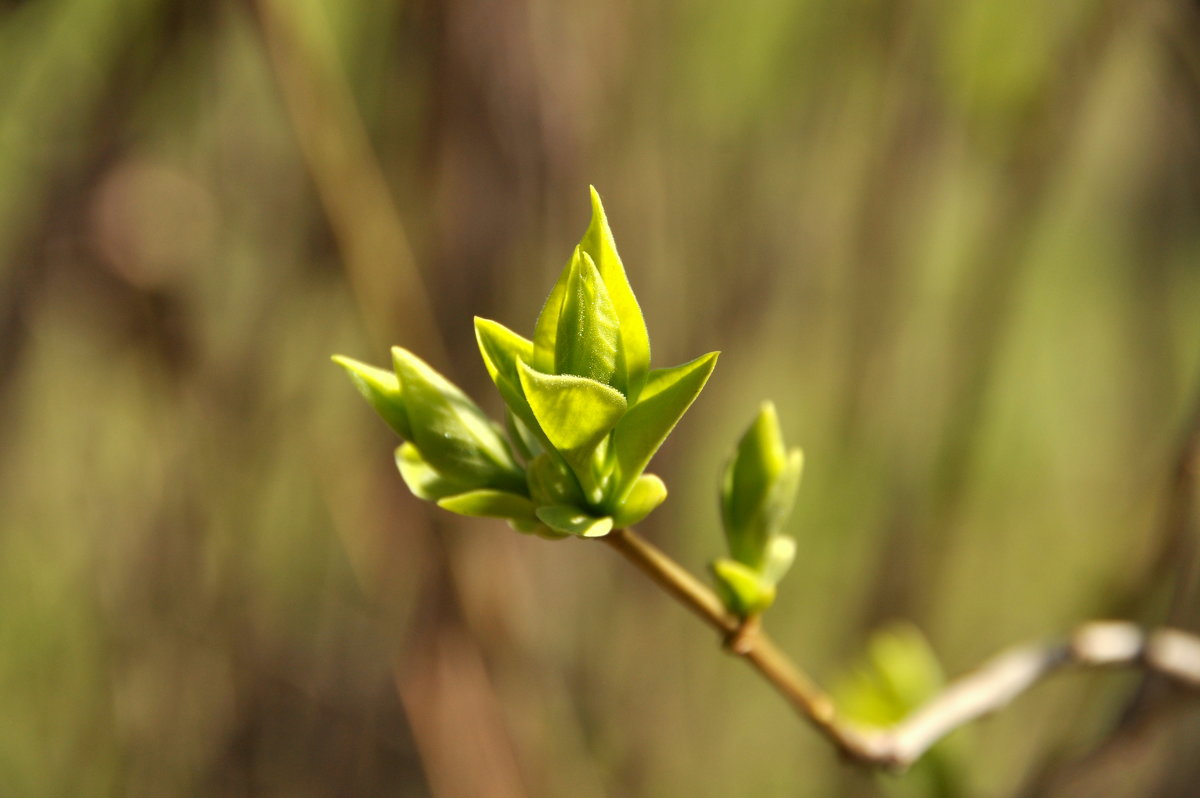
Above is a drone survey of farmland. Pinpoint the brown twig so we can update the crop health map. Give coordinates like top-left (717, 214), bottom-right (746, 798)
top-left (603, 527), bottom-right (1200, 771)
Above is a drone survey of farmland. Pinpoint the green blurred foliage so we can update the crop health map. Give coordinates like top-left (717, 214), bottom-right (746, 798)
top-left (1, 0), bottom-right (1199, 797)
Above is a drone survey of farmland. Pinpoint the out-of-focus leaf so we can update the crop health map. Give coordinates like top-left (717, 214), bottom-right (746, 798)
top-left (332, 354), bottom-right (412, 439)
top-left (395, 443), bottom-right (470, 501)
top-left (761, 535), bottom-right (797, 584)
top-left (610, 473), bottom-right (667, 528)
top-left (833, 623), bottom-right (945, 729)
top-left (393, 347), bottom-right (525, 494)
top-left (437, 489), bottom-right (539, 528)
top-left (535, 505), bottom-right (613, 538)
top-left (527, 452), bottom-right (585, 507)
top-left (711, 558), bottom-right (776, 615)
top-left (504, 408), bottom-right (541, 461)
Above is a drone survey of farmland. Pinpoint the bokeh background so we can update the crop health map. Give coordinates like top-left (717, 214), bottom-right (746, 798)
top-left (3, 0), bottom-right (1200, 796)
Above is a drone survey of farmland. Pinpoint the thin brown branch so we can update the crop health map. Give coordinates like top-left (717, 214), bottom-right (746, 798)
top-left (603, 528), bottom-right (1200, 771)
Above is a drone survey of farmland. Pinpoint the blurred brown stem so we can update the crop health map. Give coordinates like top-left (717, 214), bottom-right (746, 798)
top-left (604, 528), bottom-right (1200, 771)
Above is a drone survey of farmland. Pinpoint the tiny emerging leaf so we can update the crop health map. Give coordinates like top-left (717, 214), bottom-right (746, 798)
top-left (711, 558), bottom-right (776, 616)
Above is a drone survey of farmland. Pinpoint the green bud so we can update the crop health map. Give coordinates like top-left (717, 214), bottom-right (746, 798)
top-left (712, 402), bottom-right (803, 616)
top-left (332, 355), bottom-right (412, 439)
top-left (720, 402), bottom-right (803, 569)
top-left (710, 558), bottom-right (776, 616)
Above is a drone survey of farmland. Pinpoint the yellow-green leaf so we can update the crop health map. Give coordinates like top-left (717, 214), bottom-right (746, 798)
top-left (393, 347), bottom-right (524, 494)
top-left (535, 505), bottom-right (613, 538)
top-left (721, 402), bottom-right (803, 567)
top-left (437, 489), bottom-right (539, 527)
top-left (474, 317), bottom-right (546, 446)
top-left (395, 443), bottom-right (471, 501)
top-left (580, 186), bottom-right (650, 401)
top-left (611, 351), bottom-right (718, 496)
top-left (332, 354), bottom-right (412, 439)
top-left (610, 473), bottom-right (667, 528)
top-left (710, 558), bottom-right (776, 616)
top-left (517, 360), bottom-right (627, 460)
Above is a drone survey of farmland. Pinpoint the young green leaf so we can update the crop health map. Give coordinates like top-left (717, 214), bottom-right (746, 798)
top-left (527, 452), bottom-right (585, 508)
top-left (395, 443), bottom-right (472, 501)
top-left (532, 255), bottom-right (573, 375)
top-left (610, 351), bottom-right (718, 497)
top-left (610, 473), bottom-right (667, 528)
top-left (392, 347), bottom-right (525, 494)
top-left (517, 360), bottom-right (627, 463)
top-left (332, 355), bottom-right (412, 439)
top-left (474, 317), bottom-right (545, 443)
top-left (535, 505), bottom-right (614, 538)
top-left (579, 186), bottom-right (650, 401)
top-left (437, 489), bottom-right (539, 528)
top-left (554, 248), bottom-right (621, 387)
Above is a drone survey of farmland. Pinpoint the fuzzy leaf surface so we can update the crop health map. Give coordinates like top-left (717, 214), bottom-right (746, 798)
top-left (517, 360), bottom-right (627, 461)
top-left (579, 186), bottom-right (650, 401)
top-left (554, 248), bottom-right (621, 387)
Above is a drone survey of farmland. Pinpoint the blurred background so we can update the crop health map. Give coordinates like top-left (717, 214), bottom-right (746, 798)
top-left (2, 0), bottom-right (1200, 796)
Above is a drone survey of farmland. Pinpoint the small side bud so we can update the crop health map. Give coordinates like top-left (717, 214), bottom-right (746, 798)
top-left (713, 401), bottom-right (803, 616)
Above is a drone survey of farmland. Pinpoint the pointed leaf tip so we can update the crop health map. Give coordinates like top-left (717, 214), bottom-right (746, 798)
top-left (578, 187), bottom-right (650, 402)
top-left (611, 351), bottom-right (718, 496)
top-left (333, 354), bottom-right (413, 439)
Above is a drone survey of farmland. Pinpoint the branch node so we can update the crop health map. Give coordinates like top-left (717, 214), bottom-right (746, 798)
top-left (724, 614), bottom-right (761, 655)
